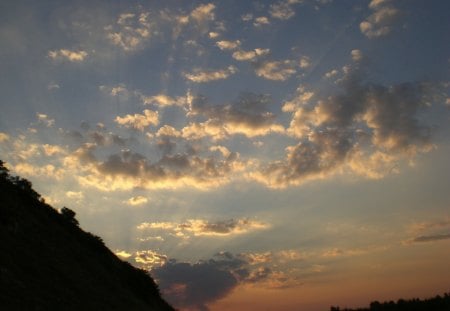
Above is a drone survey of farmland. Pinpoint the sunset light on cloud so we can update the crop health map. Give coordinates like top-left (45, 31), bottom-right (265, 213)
top-left (1, 0), bottom-right (450, 310)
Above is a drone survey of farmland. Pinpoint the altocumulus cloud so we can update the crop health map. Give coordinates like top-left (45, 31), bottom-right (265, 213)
top-left (251, 52), bottom-right (442, 188)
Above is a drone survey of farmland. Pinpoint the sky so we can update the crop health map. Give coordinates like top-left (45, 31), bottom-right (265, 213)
top-left (1, 0), bottom-right (450, 310)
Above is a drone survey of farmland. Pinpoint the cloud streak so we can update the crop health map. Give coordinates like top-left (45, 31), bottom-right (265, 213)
top-left (137, 218), bottom-right (269, 238)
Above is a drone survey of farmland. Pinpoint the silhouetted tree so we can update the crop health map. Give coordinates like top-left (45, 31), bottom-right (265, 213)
top-left (60, 207), bottom-right (79, 226)
top-left (0, 160), bottom-right (8, 179)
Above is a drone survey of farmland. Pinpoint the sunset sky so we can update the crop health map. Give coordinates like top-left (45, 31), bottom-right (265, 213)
top-left (1, 0), bottom-right (450, 310)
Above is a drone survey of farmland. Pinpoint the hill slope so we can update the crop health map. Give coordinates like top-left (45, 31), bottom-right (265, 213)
top-left (0, 161), bottom-right (174, 310)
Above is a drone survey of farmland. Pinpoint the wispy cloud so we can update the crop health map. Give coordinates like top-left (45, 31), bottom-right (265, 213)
top-left (137, 218), bottom-right (269, 238)
top-left (270, 0), bottom-right (302, 20)
top-left (183, 66), bottom-right (237, 83)
top-left (255, 60), bottom-right (297, 81)
top-left (123, 195), bottom-right (148, 206)
top-left (411, 233), bottom-right (450, 243)
top-left (105, 11), bottom-right (152, 51)
top-left (48, 49), bottom-right (88, 62)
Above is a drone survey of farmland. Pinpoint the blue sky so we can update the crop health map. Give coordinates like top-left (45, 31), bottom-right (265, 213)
top-left (1, 0), bottom-right (450, 310)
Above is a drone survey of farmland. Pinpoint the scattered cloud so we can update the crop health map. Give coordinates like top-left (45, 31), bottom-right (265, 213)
top-left (216, 40), bottom-right (241, 50)
top-left (114, 109), bottom-right (159, 131)
top-left (65, 191), bottom-right (84, 200)
top-left (135, 250), bottom-right (168, 268)
top-left (270, 0), bottom-right (302, 20)
top-left (124, 195), bottom-right (148, 206)
top-left (299, 56), bottom-right (311, 69)
top-left (253, 53), bottom-right (439, 188)
top-left (190, 3), bottom-right (216, 24)
top-left (255, 60), bottom-right (297, 81)
top-left (232, 48), bottom-right (270, 61)
top-left (253, 16), bottom-right (270, 27)
top-left (324, 69), bottom-right (339, 79)
top-left (351, 49), bottom-right (363, 62)
top-left (13, 162), bottom-right (65, 181)
top-left (184, 92), bottom-right (285, 139)
top-left (142, 93), bottom-right (188, 108)
top-left (105, 11), bottom-right (153, 51)
top-left (48, 49), bottom-right (88, 62)
top-left (115, 250), bottom-right (132, 259)
top-left (0, 132), bottom-right (10, 142)
top-left (42, 144), bottom-right (66, 156)
top-left (36, 113), bottom-right (55, 127)
top-left (360, 1), bottom-right (400, 38)
top-left (183, 66), bottom-right (237, 83)
top-left (208, 31), bottom-right (220, 39)
top-left (47, 82), bottom-right (60, 90)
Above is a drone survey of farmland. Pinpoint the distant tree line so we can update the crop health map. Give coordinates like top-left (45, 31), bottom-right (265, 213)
top-left (330, 293), bottom-right (450, 311)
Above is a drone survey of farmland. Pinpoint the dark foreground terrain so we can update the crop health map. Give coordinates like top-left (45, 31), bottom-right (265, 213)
top-left (0, 161), bottom-right (174, 310)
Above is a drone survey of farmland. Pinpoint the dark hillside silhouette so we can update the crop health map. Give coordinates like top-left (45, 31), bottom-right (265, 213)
top-left (0, 160), bottom-right (174, 310)
top-left (330, 293), bottom-right (450, 311)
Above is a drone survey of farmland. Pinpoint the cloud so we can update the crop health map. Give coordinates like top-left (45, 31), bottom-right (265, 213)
top-left (405, 219), bottom-right (450, 244)
top-left (47, 82), bottom-right (60, 90)
top-left (124, 195), bottom-right (148, 206)
top-left (36, 113), bottom-right (55, 127)
top-left (151, 251), bottom-right (302, 309)
top-left (183, 92), bottom-right (285, 139)
top-left (137, 218), bottom-right (269, 238)
top-left (299, 56), bottom-right (311, 69)
top-left (232, 48), bottom-right (270, 61)
top-left (67, 144), bottom-right (245, 191)
top-left (270, 0), bottom-right (302, 20)
top-left (411, 233), bottom-right (450, 243)
top-left (253, 16), bottom-right (270, 27)
top-left (151, 252), bottom-right (271, 311)
top-left (114, 109), bottom-right (159, 131)
top-left (190, 3), bottom-right (215, 23)
top-left (216, 40), bottom-right (241, 50)
top-left (141, 93), bottom-right (187, 108)
top-left (48, 49), bottom-right (88, 62)
top-left (13, 162), bottom-right (65, 181)
top-left (324, 69), bottom-right (339, 79)
top-left (0, 132), bottom-right (10, 142)
top-left (135, 250), bottom-right (168, 268)
top-left (255, 60), bottom-right (297, 81)
top-left (208, 31), bottom-right (220, 39)
top-left (115, 250), bottom-right (132, 259)
top-left (360, 1), bottom-right (400, 38)
top-left (351, 49), bottom-right (364, 62)
top-left (156, 125), bottom-right (182, 138)
top-left (42, 144), bottom-right (66, 156)
top-left (101, 84), bottom-right (130, 97)
top-left (105, 11), bottom-right (152, 51)
top-left (65, 191), bottom-right (84, 200)
top-left (183, 66), bottom-right (237, 83)
top-left (253, 53), bottom-right (439, 188)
